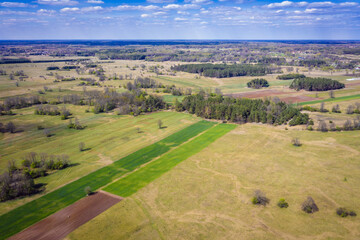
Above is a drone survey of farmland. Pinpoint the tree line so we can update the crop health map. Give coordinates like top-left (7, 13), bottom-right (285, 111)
top-left (174, 93), bottom-right (309, 126)
top-left (0, 153), bottom-right (70, 202)
top-left (171, 63), bottom-right (271, 78)
top-left (277, 73), bottom-right (306, 80)
top-left (290, 77), bottom-right (345, 91)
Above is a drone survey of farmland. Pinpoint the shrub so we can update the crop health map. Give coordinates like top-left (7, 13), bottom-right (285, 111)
top-left (292, 138), bottom-right (301, 146)
top-left (79, 142), bottom-right (85, 152)
top-left (84, 186), bottom-right (92, 196)
top-left (336, 208), bottom-right (356, 217)
top-left (252, 190), bottom-right (269, 206)
top-left (247, 78), bottom-right (269, 89)
top-left (277, 198), bottom-right (289, 208)
top-left (301, 196), bottom-right (319, 213)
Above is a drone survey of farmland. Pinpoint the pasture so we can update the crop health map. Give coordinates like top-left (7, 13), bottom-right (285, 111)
top-left (69, 124), bottom-right (360, 240)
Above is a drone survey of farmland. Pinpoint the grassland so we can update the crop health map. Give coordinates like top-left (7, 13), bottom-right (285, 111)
top-left (104, 123), bottom-right (236, 197)
top-left (69, 124), bottom-right (360, 240)
top-left (0, 120), bottom-right (214, 240)
top-left (0, 110), bottom-right (200, 215)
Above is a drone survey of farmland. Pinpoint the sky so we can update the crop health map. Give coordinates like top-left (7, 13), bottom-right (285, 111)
top-left (0, 0), bottom-right (359, 39)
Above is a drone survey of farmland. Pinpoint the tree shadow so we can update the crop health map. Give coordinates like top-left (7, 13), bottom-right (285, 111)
top-left (159, 126), bottom-right (167, 129)
top-left (81, 147), bottom-right (92, 151)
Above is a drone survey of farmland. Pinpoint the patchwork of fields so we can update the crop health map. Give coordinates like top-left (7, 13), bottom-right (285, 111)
top-left (0, 120), bottom-right (225, 239)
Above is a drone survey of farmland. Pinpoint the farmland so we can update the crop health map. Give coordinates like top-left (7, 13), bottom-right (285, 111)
top-left (1, 40), bottom-right (360, 240)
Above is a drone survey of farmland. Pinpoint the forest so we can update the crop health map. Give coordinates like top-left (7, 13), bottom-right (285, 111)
top-left (175, 93), bottom-right (309, 126)
top-left (289, 77), bottom-right (345, 91)
top-left (171, 63), bottom-right (272, 78)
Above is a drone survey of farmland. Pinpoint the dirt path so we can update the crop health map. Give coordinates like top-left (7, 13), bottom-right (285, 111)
top-left (8, 191), bottom-right (122, 240)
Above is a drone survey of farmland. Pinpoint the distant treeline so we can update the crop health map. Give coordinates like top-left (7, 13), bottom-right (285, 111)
top-left (0, 58), bottom-right (89, 64)
top-left (175, 93), bottom-right (309, 126)
top-left (343, 48), bottom-right (360, 55)
top-left (290, 77), bottom-right (345, 91)
top-left (171, 63), bottom-right (271, 78)
top-left (299, 59), bottom-right (327, 67)
top-left (277, 73), bottom-right (306, 80)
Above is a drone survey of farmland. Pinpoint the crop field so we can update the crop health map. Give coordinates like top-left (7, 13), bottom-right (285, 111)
top-left (0, 120), bottom-right (214, 239)
top-left (69, 124), bottom-right (360, 240)
top-left (0, 110), bottom-right (200, 215)
top-left (1, 41), bottom-right (360, 240)
top-left (104, 123), bottom-right (236, 197)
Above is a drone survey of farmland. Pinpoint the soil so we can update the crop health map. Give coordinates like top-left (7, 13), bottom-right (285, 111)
top-left (8, 191), bottom-right (122, 240)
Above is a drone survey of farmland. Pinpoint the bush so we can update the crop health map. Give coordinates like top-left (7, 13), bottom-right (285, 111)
top-left (247, 78), bottom-right (269, 89)
top-left (84, 186), bottom-right (92, 196)
top-left (251, 190), bottom-right (269, 206)
top-left (79, 142), bottom-right (85, 152)
top-left (336, 208), bottom-right (357, 217)
top-left (301, 196), bottom-right (319, 213)
top-left (292, 138), bottom-right (301, 146)
top-left (277, 198), bottom-right (289, 208)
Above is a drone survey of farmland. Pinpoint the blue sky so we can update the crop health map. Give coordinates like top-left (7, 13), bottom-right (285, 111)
top-left (0, 0), bottom-right (359, 39)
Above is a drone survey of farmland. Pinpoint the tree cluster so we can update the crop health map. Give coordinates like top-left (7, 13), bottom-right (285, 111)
top-left (0, 153), bottom-right (70, 202)
top-left (171, 63), bottom-right (271, 78)
top-left (277, 73), bottom-right (306, 80)
top-left (247, 78), bottom-right (269, 89)
top-left (290, 77), bottom-right (345, 91)
top-left (175, 93), bottom-right (309, 126)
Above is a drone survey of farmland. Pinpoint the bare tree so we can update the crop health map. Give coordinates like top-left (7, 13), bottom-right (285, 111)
top-left (158, 119), bottom-right (163, 129)
top-left (79, 142), bottom-right (85, 151)
top-left (329, 90), bottom-right (335, 98)
top-left (301, 196), bottom-right (319, 213)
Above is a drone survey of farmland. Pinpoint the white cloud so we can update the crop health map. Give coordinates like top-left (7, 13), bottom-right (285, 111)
top-left (266, 1), bottom-right (294, 9)
top-left (87, 0), bottom-right (104, 4)
top-left (163, 4), bottom-right (200, 10)
top-left (185, 0), bottom-right (212, 4)
top-left (111, 4), bottom-right (160, 11)
top-left (174, 17), bottom-right (187, 21)
top-left (339, 2), bottom-right (358, 7)
top-left (37, 0), bottom-right (78, 6)
top-left (234, 7), bottom-right (241, 10)
top-left (141, 13), bottom-right (150, 18)
top-left (308, 1), bottom-right (335, 8)
top-left (60, 7), bottom-right (79, 12)
top-left (0, 2), bottom-right (28, 7)
top-left (146, 0), bottom-right (174, 3)
top-left (304, 8), bottom-right (319, 13)
top-left (60, 6), bottom-right (103, 13)
top-left (37, 9), bottom-right (56, 14)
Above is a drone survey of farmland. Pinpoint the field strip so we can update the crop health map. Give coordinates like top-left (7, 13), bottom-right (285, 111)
top-left (7, 192), bottom-right (121, 240)
top-left (295, 94), bottom-right (360, 106)
top-left (104, 123), bottom-right (237, 197)
top-left (0, 120), bottom-right (215, 240)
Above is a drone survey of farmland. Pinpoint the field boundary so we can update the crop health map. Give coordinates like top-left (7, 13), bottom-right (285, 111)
top-left (294, 94), bottom-right (360, 106)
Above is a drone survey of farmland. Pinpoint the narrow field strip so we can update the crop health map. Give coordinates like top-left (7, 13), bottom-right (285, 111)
top-left (0, 120), bottom-right (215, 240)
top-left (295, 94), bottom-right (360, 106)
top-left (104, 123), bottom-right (237, 197)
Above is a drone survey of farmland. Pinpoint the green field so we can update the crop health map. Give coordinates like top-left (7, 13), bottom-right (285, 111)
top-left (104, 123), bottom-right (236, 197)
top-left (0, 120), bottom-right (214, 240)
top-left (69, 124), bottom-right (360, 240)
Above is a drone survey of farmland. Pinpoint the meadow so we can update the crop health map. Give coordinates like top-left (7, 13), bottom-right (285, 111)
top-left (69, 124), bottom-right (360, 240)
top-left (0, 120), bottom-right (214, 239)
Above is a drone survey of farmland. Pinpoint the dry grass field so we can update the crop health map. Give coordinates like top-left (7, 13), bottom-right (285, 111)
top-left (68, 124), bottom-right (360, 240)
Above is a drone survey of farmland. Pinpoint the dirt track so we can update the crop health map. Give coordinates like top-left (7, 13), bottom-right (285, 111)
top-left (8, 191), bottom-right (122, 240)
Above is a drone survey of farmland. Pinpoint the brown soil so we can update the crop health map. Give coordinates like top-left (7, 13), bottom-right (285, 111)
top-left (227, 89), bottom-right (289, 98)
top-left (279, 95), bottom-right (317, 103)
top-left (227, 89), bottom-right (317, 103)
top-left (8, 191), bottom-right (122, 240)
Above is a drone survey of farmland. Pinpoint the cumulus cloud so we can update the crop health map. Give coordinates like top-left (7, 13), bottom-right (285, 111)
top-left (111, 4), bottom-right (160, 11)
top-left (0, 2), bottom-right (28, 7)
top-left (146, 0), bottom-right (174, 3)
top-left (339, 2), bottom-right (358, 7)
top-left (141, 13), bottom-right (150, 17)
top-left (163, 4), bottom-right (200, 10)
top-left (87, 0), bottom-right (104, 3)
top-left (60, 7), bottom-right (79, 12)
top-left (174, 17), bottom-right (187, 21)
top-left (60, 6), bottom-right (103, 13)
top-left (37, 0), bottom-right (78, 6)
top-left (37, 9), bottom-right (56, 14)
top-left (308, 1), bottom-right (335, 8)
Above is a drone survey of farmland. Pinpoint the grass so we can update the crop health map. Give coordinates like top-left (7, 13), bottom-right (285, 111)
top-left (0, 109), bottom-right (200, 215)
top-left (295, 94), bottom-right (360, 106)
top-left (69, 124), bottom-right (360, 240)
top-left (0, 120), bottom-right (214, 240)
top-left (104, 123), bottom-right (236, 197)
